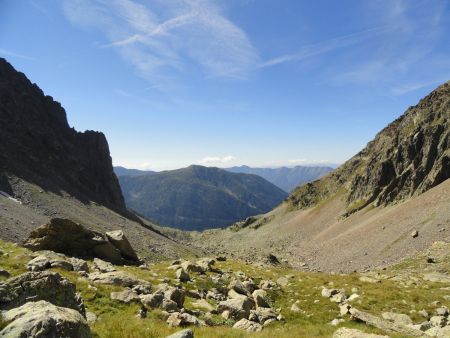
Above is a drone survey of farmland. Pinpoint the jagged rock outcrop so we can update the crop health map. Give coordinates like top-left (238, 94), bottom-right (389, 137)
top-left (289, 81), bottom-right (450, 214)
top-left (22, 218), bottom-right (139, 264)
top-left (0, 57), bottom-right (125, 212)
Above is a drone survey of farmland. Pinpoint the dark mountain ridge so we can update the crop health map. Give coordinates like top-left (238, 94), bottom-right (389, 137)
top-left (289, 80), bottom-right (450, 215)
top-left (118, 165), bottom-right (288, 231)
top-left (0, 58), bottom-right (125, 213)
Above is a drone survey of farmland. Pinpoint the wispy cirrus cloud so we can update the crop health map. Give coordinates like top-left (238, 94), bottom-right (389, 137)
top-left (198, 155), bottom-right (236, 165)
top-left (0, 48), bottom-right (34, 60)
top-left (258, 27), bottom-right (386, 69)
top-left (63, 0), bottom-right (259, 82)
top-left (330, 0), bottom-right (450, 92)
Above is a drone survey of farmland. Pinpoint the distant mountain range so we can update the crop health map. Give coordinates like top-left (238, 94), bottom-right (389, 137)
top-left (114, 166), bottom-right (155, 177)
top-left (117, 165), bottom-right (288, 231)
top-left (225, 165), bottom-right (333, 192)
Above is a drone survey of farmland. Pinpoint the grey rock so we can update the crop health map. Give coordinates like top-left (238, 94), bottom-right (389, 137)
top-left (50, 259), bottom-right (74, 271)
top-left (105, 230), bottom-right (139, 261)
top-left (232, 318), bottom-right (263, 332)
top-left (333, 327), bottom-right (389, 338)
top-left (218, 297), bottom-right (253, 320)
top-left (176, 268), bottom-right (190, 282)
top-left (26, 255), bottom-right (51, 271)
top-left (166, 329), bottom-right (194, 338)
top-left (166, 312), bottom-right (205, 327)
top-left (382, 312), bottom-right (413, 326)
top-left (88, 271), bottom-right (148, 288)
top-left (110, 289), bottom-right (140, 304)
top-left (0, 271), bottom-right (85, 316)
top-left (93, 258), bottom-right (116, 273)
top-left (0, 300), bottom-right (91, 338)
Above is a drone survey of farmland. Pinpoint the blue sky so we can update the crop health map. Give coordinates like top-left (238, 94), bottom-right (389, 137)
top-left (1, 0), bottom-right (450, 170)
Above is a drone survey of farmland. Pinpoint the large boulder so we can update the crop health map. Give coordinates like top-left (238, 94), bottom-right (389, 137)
top-left (0, 271), bottom-right (85, 316)
top-left (106, 230), bottom-right (139, 261)
top-left (22, 218), bottom-right (138, 264)
top-left (0, 300), bottom-right (91, 338)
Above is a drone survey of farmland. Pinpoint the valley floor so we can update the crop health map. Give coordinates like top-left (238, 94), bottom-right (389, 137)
top-left (2, 239), bottom-right (450, 337)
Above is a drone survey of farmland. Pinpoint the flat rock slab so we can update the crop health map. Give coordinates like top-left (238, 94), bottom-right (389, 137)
top-left (333, 327), bottom-right (390, 338)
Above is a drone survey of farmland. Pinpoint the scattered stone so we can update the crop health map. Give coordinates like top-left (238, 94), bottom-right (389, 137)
top-left (105, 230), bottom-right (139, 261)
top-left (253, 307), bottom-right (278, 324)
top-left (330, 291), bottom-right (347, 303)
top-left (166, 328), bottom-right (194, 338)
top-left (176, 268), bottom-right (190, 282)
top-left (86, 312), bottom-right (97, 323)
top-left (216, 256), bottom-right (227, 262)
top-left (70, 258), bottom-right (89, 272)
top-left (291, 303), bottom-right (301, 313)
top-left (0, 301), bottom-right (91, 338)
top-left (88, 271), bottom-right (148, 287)
top-left (276, 276), bottom-right (289, 287)
top-left (0, 268), bottom-right (11, 278)
top-left (330, 318), bottom-right (345, 326)
top-left (196, 258), bottom-right (216, 272)
top-left (50, 259), bottom-right (74, 271)
top-left (191, 299), bottom-right (214, 312)
top-left (233, 318), bottom-right (263, 332)
top-left (435, 307), bottom-right (449, 316)
top-left (349, 308), bottom-right (425, 337)
top-left (166, 312), bottom-right (205, 327)
top-left (423, 273), bottom-right (450, 283)
top-left (253, 289), bottom-right (270, 308)
top-left (26, 255), bottom-right (51, 271)
top-left (411, 230), bottom-right (419, 238)
top-left (382, 312), bottom-right (413, 326)
top-left (228, 279), bottom-right (249, 296)
top-left (93, 258), bottom-right (116, 273)
top-left (333, 327), bottom-right (389, 338)
top-left (259, 280), bottom-right (277, 290)
top-left (132, 284), bottom-right (152, 295)
top-left (180, 261), bottom-right (204, 274)
top-left (359, 276), bottom-right (381, 283)
top-left (339, 303), bottom-right (352, 316)
top-left (321, 287), bottom-right (339, 298)
top-left (110, 289), bottom-right (140, 304)
top-left (348, 293), bottom-right (360, 302)
top-left (0, 271), bottom-right (85, 316)
top-left (430, 315), bottom-right (447, 327)
top-left (141, 292), bottom-right (164, 309)
top-left (218, 297), bottom-right (252, 320)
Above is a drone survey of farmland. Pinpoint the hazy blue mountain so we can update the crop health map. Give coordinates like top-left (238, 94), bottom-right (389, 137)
top-left (226, 165), bottom-right (334, 192)
top-left (114, 166), bottom-right (155, 177)
top-left (118, 165), bottom-right (288, 231)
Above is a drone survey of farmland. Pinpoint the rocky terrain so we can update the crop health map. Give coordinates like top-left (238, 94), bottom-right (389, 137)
top-left (226, 165), bottom-right (333, 192)
top-left (0, 58), bottom-right (201, 261)
top-left (191, 81), bottom-right (450, 272)
top-left (0, 58), bottom-right (125, 214)
top-left (2, 234), bottom-right (450, 337)
top-left (118, 165), bottom-right (287, 231)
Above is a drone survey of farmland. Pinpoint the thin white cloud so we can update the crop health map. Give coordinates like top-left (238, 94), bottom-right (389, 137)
top-left (392, 78), bottom-right (449, 95)
top-left (198, 155), bottom-right (236, 165)
top-left (258, 27), bottom-right (386, 69)
top-left (63, 0), bottom-right (259, 81)
top-left (330, 1), bottom-right (448, 89)
top-left (0, 48), bottom-right (34, 60)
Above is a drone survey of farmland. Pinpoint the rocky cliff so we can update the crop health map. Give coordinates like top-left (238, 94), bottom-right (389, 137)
top-left (289, 81), bottom-right (450, 214)
top-left (0, 58), bottom-right (125, 212)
